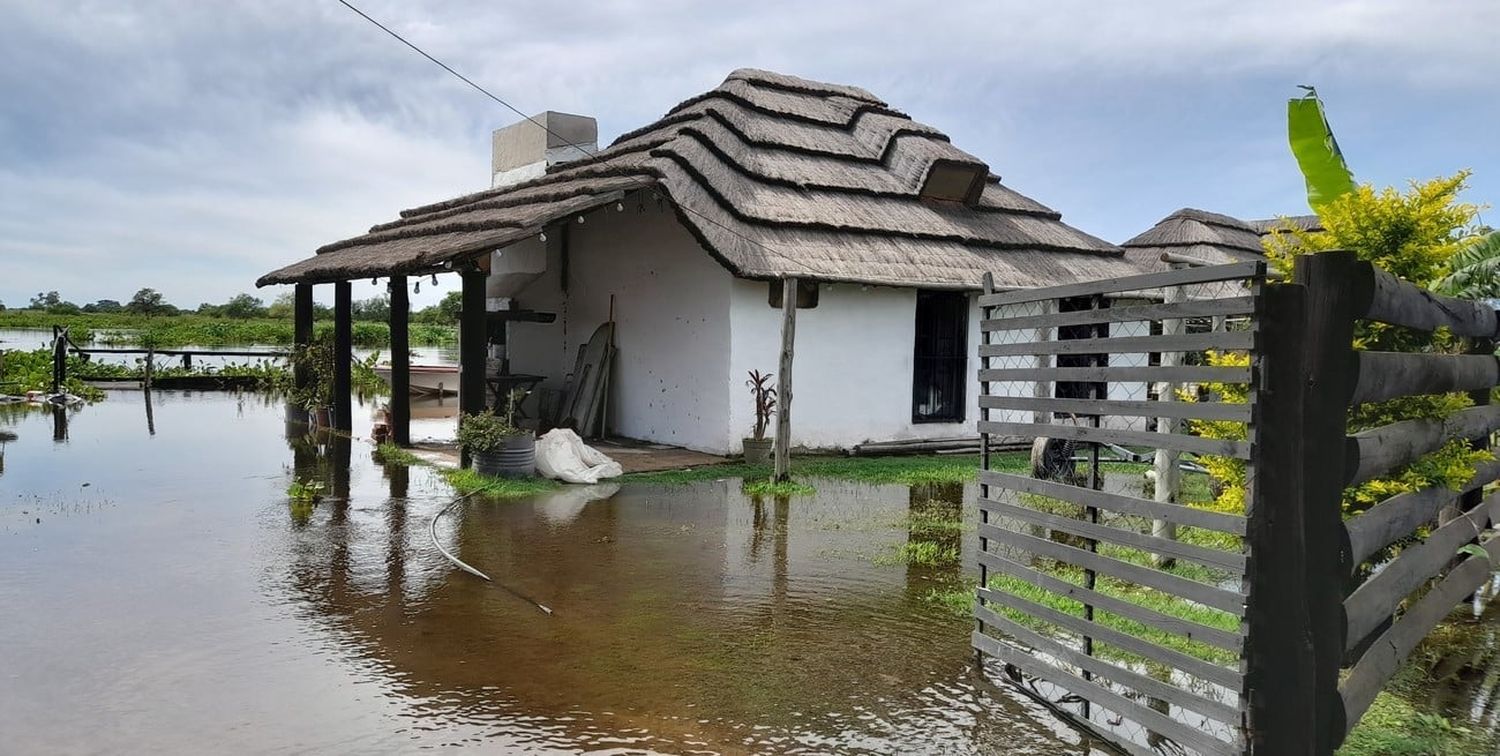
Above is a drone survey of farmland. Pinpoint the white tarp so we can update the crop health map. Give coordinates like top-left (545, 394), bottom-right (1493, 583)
top-left (535, 428), bottom-right (623, 484)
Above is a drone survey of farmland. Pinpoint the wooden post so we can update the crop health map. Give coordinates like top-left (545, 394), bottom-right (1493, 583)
top-left (293, 283), bottom-right (314, 398)
top-left (773, 277), bottom-right (798, 482)
top-left (1292, 250), bottom-right (1363, 752)
top-left (389, 275), bottom-right (410, 446)
top-left (51, 326), bottom-right (66, 394)
top-left (1244, 282), bottom-right (1319, 755)
top-left (459, 269), bottom-right (488, 419)
top-left (1151, 282), bottom-right (1185, 567)
top-left (334, 281), bottom-right (353, 431)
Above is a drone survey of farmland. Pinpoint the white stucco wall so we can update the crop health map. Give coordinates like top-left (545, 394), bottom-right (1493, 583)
top-left (728, 280), bottom-right (989, 452)
top-left (500, 203), bottom-right (733, 453)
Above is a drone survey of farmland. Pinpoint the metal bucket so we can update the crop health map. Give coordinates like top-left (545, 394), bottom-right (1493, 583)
top-left (473, 434), bottom-right (536, 478)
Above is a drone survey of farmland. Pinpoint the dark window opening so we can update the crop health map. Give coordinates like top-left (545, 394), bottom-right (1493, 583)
top-left (767, 280), bottom-right (820, 309)
top-left (1055, 295), bottom-right (1109, 407)
top-left (912, 290), bottom-right (968, 423)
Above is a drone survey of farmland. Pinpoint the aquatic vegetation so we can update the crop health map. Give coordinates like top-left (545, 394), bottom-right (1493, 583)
top-left (625, 452), bottom-right (1025, 487)
top-left (286, 478), bottom-right (326, 503)
top-left (0, 349), bottom-right (104, 400)
top-left (741, 478), bottom-right (814, 497)
top-left (439, 467), bottom-right (558, 498)
top-left (372, 442), bottom-right (421, 467)
top-left (1339, 691), bottom-right (1492, 756)
top-left (875, 540), bottom-right (960, 568)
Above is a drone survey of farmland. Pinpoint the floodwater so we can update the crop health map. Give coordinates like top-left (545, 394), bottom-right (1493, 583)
top-left (0, 389), bottom-right (1100, 754)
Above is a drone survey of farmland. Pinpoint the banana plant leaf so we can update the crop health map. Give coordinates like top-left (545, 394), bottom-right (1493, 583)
top-left (1288, 88), bottom-right (1356, 211)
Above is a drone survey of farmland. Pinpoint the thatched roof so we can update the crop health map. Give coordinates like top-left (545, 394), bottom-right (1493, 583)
top-left (1120, 208), bottom-right (1267, 272)
top-left (1247, 215), bottom-right (1323, 235)
top-left (258, 69), bottom-right (1138, 289)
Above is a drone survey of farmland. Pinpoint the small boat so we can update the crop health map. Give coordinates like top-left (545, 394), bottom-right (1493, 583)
top-left (373, 364), bottom-right (460, 396)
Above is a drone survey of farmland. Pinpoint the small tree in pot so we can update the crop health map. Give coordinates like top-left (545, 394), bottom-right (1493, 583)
top-left (743, 370), bottom-right (776, 464)
top-left (457, 390), bottom-right (535, 478)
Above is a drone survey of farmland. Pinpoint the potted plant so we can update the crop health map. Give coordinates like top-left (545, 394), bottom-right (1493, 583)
top-left (457, 391), bottom-right (535, 478)
top-left (743, 369), bottom-right (776, 463)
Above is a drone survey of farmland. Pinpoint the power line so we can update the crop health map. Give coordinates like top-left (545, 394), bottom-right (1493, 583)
top-left (332, 0), bottom-right (786, 265)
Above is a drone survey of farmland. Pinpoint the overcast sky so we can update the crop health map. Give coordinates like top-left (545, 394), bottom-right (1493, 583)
top-left (3, 0), bottom-right (1497, 310)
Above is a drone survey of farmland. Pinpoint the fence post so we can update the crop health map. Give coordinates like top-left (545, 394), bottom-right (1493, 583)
top-left (1292, 250), bottom-right (1363, 751)
top-left (1245, 281), bottom-right (1319, 754)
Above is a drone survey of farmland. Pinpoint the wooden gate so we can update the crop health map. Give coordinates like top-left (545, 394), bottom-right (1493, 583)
top-left (972, 252), bottom-right (1500, 755)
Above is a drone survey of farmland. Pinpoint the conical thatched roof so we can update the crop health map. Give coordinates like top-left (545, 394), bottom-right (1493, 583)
top-left (1120, 208), bottom-right (1267, 272)
top-left (258, 69), bottom-right (1138, 289)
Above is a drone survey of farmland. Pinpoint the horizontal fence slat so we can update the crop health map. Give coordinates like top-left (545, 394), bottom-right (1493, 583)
top-left (1339, 540), bottom-right (1497, 736)
top-left (979, 522), bottom-right (1246, 616)
top-left (972, 631), bottom-right (1240, 756)
top-left (1343, 491), bottom-right (1500, 650)
top-left (978, 261), bottom-right (1265, 307)
top-left (973, 602), bottom-right (1243, 725)
top-left (979, 550), bottom-right (1243, 652)
top-left (982, 296), bottom-right (1257, 333)
top-left (981, 497), bottom-right (1246, 571)
top-left (979, 331), bottom-right (1254, 358)
top-left (979, 395), bottom-right (1253, 423)
top-left (1361, 263), bottom-right (1500, 339)
top-left (1351, 352), bottom-right (1500, 405)
top-left (980, 469), bottom-right (1248, 536)
top-left (979, 365), bottom-right (1252, 385)
top-left (980, 420), bottom-right (1252, 460)
top-left (1345, 456), bottom-right (1500, 565)
top-left (977, 587), bottom-right (1242, 692)
top-left (1346, 404), bottom-right (1500, 486)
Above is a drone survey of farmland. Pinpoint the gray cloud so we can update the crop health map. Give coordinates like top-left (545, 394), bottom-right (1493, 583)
top-left (2, 0), bottom-right (1497, 309)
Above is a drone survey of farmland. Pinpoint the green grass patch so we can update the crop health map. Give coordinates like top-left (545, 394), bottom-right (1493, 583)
top-left (875, 540), bottom-right (961, 567)
top-left (624, 452), bottom-right (1018, 486)
top-left (439, 467), bottom-right (559, 498)
top-left (741, 478), bottom-right (816, 497)
top-left (1340, 691), bottom-right (1493, 756)
top-left (373, 443), bottom-right (422, 467)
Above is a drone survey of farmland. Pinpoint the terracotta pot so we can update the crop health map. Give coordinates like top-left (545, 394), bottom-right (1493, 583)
top-left (472, 433), bottom-right (536, 478)
top-left (743, 437), bottom-right (774, 464)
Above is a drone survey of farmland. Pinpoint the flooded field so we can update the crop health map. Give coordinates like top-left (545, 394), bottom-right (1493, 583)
top-left (0, 389), bottom-right (1099, 754)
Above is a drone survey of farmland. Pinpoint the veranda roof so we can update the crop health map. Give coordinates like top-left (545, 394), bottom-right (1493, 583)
top-left (258, 69), bottom-right (1139, 290)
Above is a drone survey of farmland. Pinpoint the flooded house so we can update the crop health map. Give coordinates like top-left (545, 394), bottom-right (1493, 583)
top-left (258, 69), bottom-right (1141, 454)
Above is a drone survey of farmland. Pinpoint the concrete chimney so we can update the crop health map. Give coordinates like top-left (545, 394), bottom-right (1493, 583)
top-left (491, 111), bottom-right (598, 188)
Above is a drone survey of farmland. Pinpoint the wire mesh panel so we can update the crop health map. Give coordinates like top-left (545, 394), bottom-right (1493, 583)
top-left (973, 262), bottom-right (1266, 756)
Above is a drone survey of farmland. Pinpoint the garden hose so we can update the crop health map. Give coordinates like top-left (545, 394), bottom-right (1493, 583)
top-left (429, 489), bottom-right (554, 615)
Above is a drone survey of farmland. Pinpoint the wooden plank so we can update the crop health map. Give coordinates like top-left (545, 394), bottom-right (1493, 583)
top-left (978, 521), bottom-right (1246, 615)
top-left (979, 420), bottom-right (1251, 459)
top-left (333, 281), bottom-right (353, 431)
top-left (1342, 492), bottom-right (1500, 650)
top-left (774, 277), bottom-right (797, 482)
top-left (983, 296), bottom-right (1257, 333)
top-left (979, 469), bottom-right (1248, 535)
top-left (388, 276), bottom-right (410, 446)
top-left (1290, 251), bottom-right (1368, 754)
top-left (1339, 543), bottom-right (1497, 737)
top-left (980, 497), bottom-right (1246, 571)
top-left (979, 550), bottom-right (1242, 651)
top-left (1351, 351), bottom-right (1500, 405)
top-left (1345, 459), bottom-right (1500, 565)
top-left (980, 395), bottom-right (1252, 423)
top-left (972, 631), bottom-right (1239, 756)
top-left (979, 364), bottom-right (1251, 385)
top-left (979, 260), bottom-right (1264, 307)
top-left (974, 602), bottom-right (1242, 725)
top-left (1358, 262), bottom-right (1499, 339)
top-left (979, 330), bottom-right (1254, 358)
top-left (1345, 404), bottom-right (1500, 486)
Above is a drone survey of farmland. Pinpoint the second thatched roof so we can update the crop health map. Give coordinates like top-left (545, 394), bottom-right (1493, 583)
top-left (258, 68), bottom-right (1140, 290)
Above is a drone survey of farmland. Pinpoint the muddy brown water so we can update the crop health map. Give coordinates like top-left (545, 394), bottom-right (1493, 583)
top-left (0, 390), bottom-right (1102, 754)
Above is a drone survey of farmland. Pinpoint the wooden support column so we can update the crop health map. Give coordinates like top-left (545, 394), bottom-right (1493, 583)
top-left (388, 276), bottom-right (410, 446)
top-left (1151, 281), bottom-right (1185, 567)
top-left (774, 277), bottom-right (798, 482)
top-left (333, 281), bottom-right (353, 431)
top-left (459, 269), bottom-right (488, 420)
top-left (293, 283), bottom-right (314, 398)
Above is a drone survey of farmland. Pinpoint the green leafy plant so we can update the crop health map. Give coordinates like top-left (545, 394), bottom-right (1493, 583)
top-left (745, 369), bottom-right (776, 440)
top-left (455, 411), bottom-right (524, 454)
top-left (1431, 230), bottom-right (1500, 299)
top-left (1288, 86), bottom-right (1357, 211)
top-left (287, 477), bottom-right (325, 503)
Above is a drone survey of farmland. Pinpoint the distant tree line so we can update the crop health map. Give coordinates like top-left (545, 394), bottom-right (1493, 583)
top-left (13, 288), bottom-right (464, 324)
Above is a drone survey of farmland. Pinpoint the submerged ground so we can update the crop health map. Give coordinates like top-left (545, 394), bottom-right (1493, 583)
top-left (1, 388), bottom-right (1495, 754)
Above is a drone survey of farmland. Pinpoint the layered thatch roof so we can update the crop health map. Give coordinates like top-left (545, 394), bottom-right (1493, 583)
top-left (258, 69), bottom-right (1138, 289)
top-left (1122, 208), bottom-right (1327, 275)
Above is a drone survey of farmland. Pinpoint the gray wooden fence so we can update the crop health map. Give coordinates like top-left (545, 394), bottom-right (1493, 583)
top-left (972, 251), bottom-right (1500, 755)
